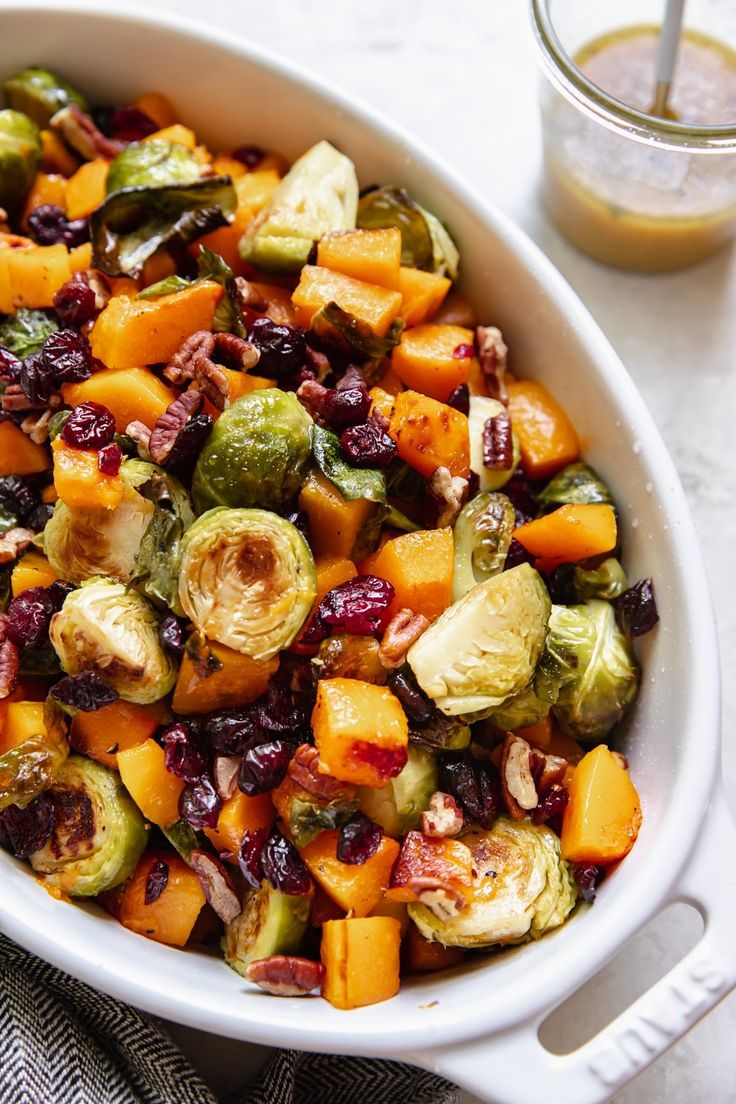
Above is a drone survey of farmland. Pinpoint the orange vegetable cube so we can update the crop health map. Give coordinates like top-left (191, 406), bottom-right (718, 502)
top-left (314, 555), bottom-right (358, 603)
top-left (140, 251), bottom-right (177, 289)
top-left (172, 640), bottom-right (279, 714)
top-left (312, 678), bottom-right (408, 788)
top-left (204, 791), bottom-right (275, 857)
top-left (212, 155), bottom-right (247, 178)
top-left (0, 701), bottom-right (45, 756)
top-left (71, 700), bottom-right (166, 771)
top-left (134, 92), bottom-right (179, 130)
top-left (321, 916), bottom-right (401, 1009)
top-left (298, 470), bottom-right (376, 560)
top-left (398, 266), bottom-right (451, 327)
top-left (143, 124), bottom-right (196, 150)
top-left (65, 159), bottom-right (109, 219)
top-left (11, 552), bottom-right (58, 596)
top-left (391, 324), bottom-right (474, 401)
top-left (0, 420), bottom-right (50, 476)
top-left (301, 830), bottom-right (400, 916)
top-left (51, 438), bottom-right (124, 510)
top-left (119, 850), bottom-right (206, 947)
top-left (117, 739), bottom-right (184, 828)
top-left (317, 228), bottom-right (402, 289)
top-left (292, 265), bottom-right (402, 335)
top-left (388, 389), bottom-right (470, 478)
top-left (193, 171), bottom-right (281, 270)
top-left (62, 367), bottom-right (176, 434)
top-left (513, 715), bottom-right (554, 750)
top-left (68, 242), bottom-right (92, 273)
top-left (368, 386), bottom-right (396, 423)
top-left (386, 831), bottom-right (474, 904)
top-left (21, 173), bottom-right (68, 226)
top-left (561, 745), bottom-right (642, 864)
top-left (40, 128), bottom-right (80, 176)
top-left (362, 529), bottom-right (453, 623)
top-left (6, 243), bottom-right (71, 308)
top-left (507, 379), bottom-right (580, 479)
top-left (513, 504), bottom-right (617, 570)
top-left (403, 921), bottom-right (465, 973)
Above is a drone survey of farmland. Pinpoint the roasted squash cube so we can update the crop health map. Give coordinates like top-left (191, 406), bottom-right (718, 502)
top-left (301, 829), bottom-right (400, 917)
top-left (312, 679), bottom-right (408, 788)
top-left (561, 744), bottom-right (642, 864)
top-left (119, 850), bottom-right (206, 947)
top-left (321, 916), bottom-right (401, 1009)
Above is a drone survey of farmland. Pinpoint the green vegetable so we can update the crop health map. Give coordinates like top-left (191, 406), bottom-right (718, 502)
top-left (538, 462), bottom-right (614, 510)
top-left (28, 755), bottom-right (146, 896)
top-left (311, 425), bottom-right (386, 504)
top-left (196, 245), bottom-right (246, 337)
top-left (407, 563), bottom-right (551, 717)
top-left (162, 819), bottom-right (200, 863)
top-left (178, 508), bottom-right (316, 660)
top-left (571, 557), bottom-right (628, 601)
top-left (124, 460), bottom-right (195, 614)
top-left (452, 491), bottom-right (515, 602)
top-left (409, 712), bottom-right (471, 751)
top-left (0, 309), bottom-right (58, 359)
top-left (49, 579), bottom-right (177, 704)
top-left (3, 67), bottom-right (88, 127)
top-left (90, 176), bottom-right (237, 277)
top-left (0, 698), bottom-right (69, 812)
top-left (468, 395), bottom-right (520, 492)
top-left (44, 486), bottom-right (155, 586)
top-left (356, 185), bottom-right (459, 278)
top-left (47, 408), bottom-right (71, 441)
top-left (358, 746), bottom-right (437, 836)
top-left (310, 302), bottom-right (402, 360)
top-left (106, 139), bottom-right (201, 193)
top-left (549, 600), bottom-right (640, 742)
top-left (239, 140), bottom-right (358, 273)
top-left (409, 819), bottom-right (576, 947)
top-left (282, 791), bottom-right (358, 849)
top-left (136, 274), bottom-right (192, 300)
top-left (223, 882), bottom-right (310, 975)
top-left (0, 501), bottom-right (19, 536)
top-left (192, 389), bottom-right (312, 513)
top-left (0, 109), bottom-right (42, 210)
top-left (19, 645), bottom-right (62, 679)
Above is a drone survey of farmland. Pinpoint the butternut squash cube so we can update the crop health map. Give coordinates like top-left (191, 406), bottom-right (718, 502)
top-left (62, 367), bottom-right (176, 433)
top-left (317, 228), bottom-right (402, 289)
top-left (404, 921), bottom-right (464, 973)
top-left (398, 266), bottom-right (451, 327)
top-left (391, 323), bottom-right (474, 401)
top-left (0, 701), bottom-right (45, 756)
top-left (143, 124), bottom-right (196, 150)
top-left (117, 739), bottom-right (184, 828)
top-left (204, 790), bottom-right (275, 858)
top-left (514, 504), bottom-right (617, 571)
top-left (40, 128), bottom-right (80, 177)
top-left (561, 745), bottom-right (642, 864)
top-left (52, 438), bottom-right (124, 510)
top-left (361, 529), bottom-right (453, 622)
top-left (321, 916), bottom-right (401, 1009)
top-left (6, 244), bottom-right (71, 308)
top-left (506, 379), bottom-right (580, 480)
top-left (134, 92), bottom-right (179, 130)
top-left (298, 470), bottom-right (376, 560)
top-left (172, 640), bottom-right (279, 714)
top-left (70, 700), bottom-right (167, 771)
top-left (292, 265), bottom-right (402, 335)
top-left (119, 850), bottom-right (206, 947)
top-left (65, 159), bottom-right (109, 219)
top-left (21, 173), bottom-right (68, 227)
top-left (0, 420), bottom-right (50, 476)
top-left (312, 678), bottom-right (408, 788)
top-left (301, 830), bottom-right (400, 917)
top-left (11, 551), bottom-right (59, 596)
top-left (388, 390), bottom-right (470, 478)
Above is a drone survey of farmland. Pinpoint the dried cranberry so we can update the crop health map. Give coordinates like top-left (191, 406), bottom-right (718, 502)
top-left (232, 145), bottom-right (266, 169)
top-left (0, 476), bottom-right (39, 520)
top-left (574, 863), bottom-right (604, 903)
top-left (544, 563), bottom-right (575, 602)
top-left (161, 722), bottom-right (209, 783)
top-left (614, 578), bottom-right (659, 638)
top-left (6, 587), bottom-right (56, 649)
top-left (205, 707), bottom-right (258, 756)
top-left (179, 776), bottom-right (221, 829)
top-left (238, 827), bottom-right (269, 887)
top-left (261, 829), bottom-right (312, 896)
top-left (439, 754), bottom-right (502, 829)
top-left (158, 614), bottom-right (185, 658)
top-left (239, 740), bottom-right (292, 796)
top-left (255, 683), bottom-right (310, 737)
top-left (27, 205), bottom-right (89, 248)
top-left (446, 382), bottom-right (470, 415)
top-left (26, 503), bottom-right (54, 532)
top-left (164, 413), bottom-right (213, 476)
top-left (53, 280), bottom-right (98, 328)
top-left (324, 387), bottom-right (372, 429)
top-left (19, 352), bottom-right (54, 406)
top-left (0, 793), bottom-right (56, 857)
top-left (50, 671), bottom-right (118, 711)
top-left (504, 470), bottom-right (540, 526)
top-left (42, 330), bottom-right (92, 385)
top-left (0, 347), bottom-right (21, 383)
top-left (109, 105), bottom-right (158, 142)
top-left (248, 317), bottom-right (307, 379)
top-left (340, 419), bottom-right (397, 468)
top-left (144, 859), bottom-right (169, 904)
top-left (286, 510), bottom-right (311, 544)
top-left (337, 813), bottom-right (383, 865)
top-left (318, 575), bottom-right (395, 637)
top-left (387, 667), bottom-right (435, 724)
top-left (60, 401), bottom-right (115, 449)
top-left (504, 537), bottom-right (534, 571)
top-left (531, 784), bottom-right (569, 825)
top-left (97, 442), bottom-right (122, 475)
top-left (452, 343), bottom-right (475, 359)
top-left (47, 580), bottom-right (75, 608)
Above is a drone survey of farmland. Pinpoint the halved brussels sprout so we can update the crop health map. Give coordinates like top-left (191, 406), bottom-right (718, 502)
top-left (0, 308), bottom-right (58, 358)
top-left (571, 557), bottom-right (628, 601)
top-left (239, 140), bottom-right (358, 273)
top-left (44, 488), bottom-right (155, 586)
top-left (452, 491), bottom-right (515, 602)
top-left (410, 712), bottom-right (471, 751)
top-left (409, 818), bottom-right (576, 947)
top-left (49, 579), bottom-right (177, 704)
top-left (0, 699), bottom-right (68, 812)
top-left (28, 755), bottom-right (146, 896)
top-left (0, 109), bottom-right (42, 210)
top-left (106, 139), bottom-right (201, 193)
top-left (468, 395), bottom-right (520, 493)
top-left (282, 791), bottom-right (358, 849)
top-left (3, 67), bottom-right (88, 127)
top-left (192, 389), bottom-right (313, 514)
top-left (408, 563), bottom-right (551, 717)
top-left (538, 462), bottom-right (614, 510)
top-left (223, 881), bottom-right (310, 975)
top-left (549, 600), bottom-right (640, 742)
top-left (178, 508), bottom-right (316, 660)
top-left (123, 460), bottom-right (195, 613)
top-left (358, 746), bottom-right (437, 837)
top-left (356, 185), bottom-right (459, 278)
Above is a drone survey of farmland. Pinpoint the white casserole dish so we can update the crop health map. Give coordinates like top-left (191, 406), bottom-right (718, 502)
top-left (0, 4), bottom-right (733, 1101)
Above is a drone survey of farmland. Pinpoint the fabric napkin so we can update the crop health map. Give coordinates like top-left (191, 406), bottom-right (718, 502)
top-left (0, 933), bottom-right (459, 1104)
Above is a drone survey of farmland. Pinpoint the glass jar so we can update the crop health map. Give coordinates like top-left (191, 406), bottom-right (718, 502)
top-left (530, 0), bottom-right (736, 270)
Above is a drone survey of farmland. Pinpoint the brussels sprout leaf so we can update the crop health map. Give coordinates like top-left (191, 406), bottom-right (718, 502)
top-left (312, 426), bottom-right (386, 504)
top-left (126, 464), bottom-right (195, 613)
top-left (356, 184), bottom-right (459, 277)
top-left (310, 302), bottom-right (402, 359)
top-left (0, 309), bottom-right (59, 358)
top-left (137, 274), bottom-right (192, 299)
top-left (196, 246), bottom-right (246, 337)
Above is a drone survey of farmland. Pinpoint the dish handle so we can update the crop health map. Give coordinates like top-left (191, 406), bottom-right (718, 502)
top-left (408, 782), bottom-right (736, 1104)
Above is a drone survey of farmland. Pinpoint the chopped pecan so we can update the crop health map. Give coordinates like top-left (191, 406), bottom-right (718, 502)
top-left (0, 615), bottom-right (20, 700)
top-left (50, 104), bottom-right (124, 161)
top-left (189, 850), bottom-right (242, 924)
top-left (21, 405), bottom-right (57, 444)
top-left (482, 410), bottom-right (513, 470)
top-left (531, 750), bottom-right (569, 796)
top-left (421, 792), bottom-right (464, 838)
top-left (379, 608), bottom-right (430, 669)
top-left (148, 389), bottom-right (204, 464)
top-left (214, 756), bottom-right (240, 803)
top-left (410, 877), bottom-right (468, 921)
top-left (234, 278), bottom-right (268, 314)
top-left (164, 330), bottom-right (215, 386)
top-left (2, 384), bottom-right (40, 413)
top-left (288, 743), bottom-right (356, 803)
top-left (476, 325), bottom-right (508, 404)
top-left (335, 364), bottom-right (365, 391)
top-left (296, 379), bottom-right (330, 424)
top-left (304, 345), bottom-right (331, 383)
top-left (214, 332), bottom-right (261, 372)
top-left (124, 420), bottom-right (152, 460)
top-left (500, 734), bottom-right (537, 819)
top-left (0, 527), bottom-right (35, 565)
top-left (611, 751), bottom-right (629, 771)
top-left (245, 955), bottom-right (325, 997)
top-left (429, 466), bottom-right (469, 528)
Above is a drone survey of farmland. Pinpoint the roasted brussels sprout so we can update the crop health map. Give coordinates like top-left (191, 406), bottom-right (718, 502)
top-left (49, 579), bottom-right (177, 704)
top-left (281, 789), bottom-right (358, 849)
top-left (538, 462), bottom-right (614, 510)
top-left (311, 425), bottom-right (386, 505)
top-left (223, 881), bottom-right (310, 974)
top-left (0, 699), bottom-right (69, 812)
top-left (358, 746), bottom-right (437, 836)
top-left (192, 389), bottom-right (313, 514)
top-left (356, 184), bottom-right (459, 278)
top-left (0, 109), bottom-right (42, 210)
top-left (106, 139), bottom-right (201, 193)
top-left (452, 491), bottom-right (515, 602)
top-left (409, 819), bottom-right (576, 947)
top-left (571, 557), bottom-right (628, 601)
top-left (408, 563), bottom-right (551, 717)
top-left (310, 302), bottom-right (403, 360)
top-left (468, 395), bottom-right (520, 493)
top-left (0, 308), bottom-right (58, 358)
top-left (239, 140), bottom-right (358, 273)
top-left (44, 487), bottom-right (155, 585)
top-left (3, 67), bottom-right (88, 127)
top-left (28, 755), bottom-right (146, 896)
top-left (123, 460), bottom-right (195, 613)
top-left (178, 508), bottom-right (316, 660)
top-left (549, 600), bottom-right (640, 741)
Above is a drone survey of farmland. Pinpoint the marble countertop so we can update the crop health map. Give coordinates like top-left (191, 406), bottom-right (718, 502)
top-left (140, 1), bottom-right (735, 1100)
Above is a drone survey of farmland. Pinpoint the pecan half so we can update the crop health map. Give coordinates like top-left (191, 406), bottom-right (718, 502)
top-left (214, 756), bottom-right (240, 803)
top-left (245, 955), bottom-right (325, 997)
top-left (234, 278), bottom-right (268, 314)
top-left (421, 792), bottom-right (464, 838)
top-left (21, 407), bottom-right (56, 444)
top-left (0, 527), bottom-right (35, 565)
top-left (288, 743), bottom-right (356, 803)
top-left (0, 615), bottom-right (20, 700)
top-left (164, 330), bottom-right (259, 410)
top-left (476, 325), bottom-right (508, 404)
top-left (482, 410), bottom-right (513, 471)
top-left (148, 389), bottom-right (203, 464)
top-left (410, 877), bottom-right (468, 921)
top-left (500, 734), bottom-right (537, 819)
top-left (2, 384), bottom-right (40, 413)
top-left (531, 750), bottom-right (569, 796)
top-left (165, 330), bottom-right (216, 386)
top-left (429, 466), bottom-right (469, 528)
top-left (296, 379), bottom-right (330, 424)
top-left (189, 850), bottom-right (242, 924)
top-left (124, 420), bottom-right (152, 460)
top-left (50, 104), bottom-right (123, 161)
top-left (379, 608), bottom-right (430, 669)
top-left (214, 332), bottom-right (261, 372)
